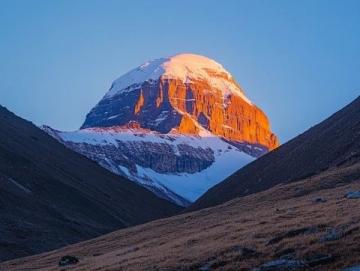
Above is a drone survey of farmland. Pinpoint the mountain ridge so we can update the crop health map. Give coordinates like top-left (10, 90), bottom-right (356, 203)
top-left (190, 95), bottom-right (360, 211)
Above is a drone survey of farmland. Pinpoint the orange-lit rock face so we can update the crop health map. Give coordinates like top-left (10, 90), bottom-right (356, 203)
top-left (160, 78), bottom-right (278, 150)
top-left (82, 54), bottom-right (279, 152)
top-left (83, 78), bottom-right (278, 152)
top-left (134, 90), bottom-right (144, 114)
top-left (177, 113), bottom-right (201, 135)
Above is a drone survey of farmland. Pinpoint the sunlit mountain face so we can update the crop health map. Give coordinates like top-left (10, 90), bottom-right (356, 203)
top-left (44, 53), bottom-right (278, 206)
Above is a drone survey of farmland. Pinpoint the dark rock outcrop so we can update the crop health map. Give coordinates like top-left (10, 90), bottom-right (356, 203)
top-left (59, 255), bottom-right (79, 267)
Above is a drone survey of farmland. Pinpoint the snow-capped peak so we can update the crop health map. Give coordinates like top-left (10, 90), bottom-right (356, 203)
top-left (105, 53), bottom-right (251, 104)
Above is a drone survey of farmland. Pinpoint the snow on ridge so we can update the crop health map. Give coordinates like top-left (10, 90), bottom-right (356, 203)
top-left (53, 126), bottom-right (255, 202)
top-left (104, 53), bottom-right (252, 104)
top-left (105, 57), bottom-right (167, 98)
top-left (57, 125), bottom-right (234, 150)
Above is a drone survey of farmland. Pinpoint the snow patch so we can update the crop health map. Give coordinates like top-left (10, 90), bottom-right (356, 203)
top-left (104, 53), bottom-right (252, 104)
top-left (134, 145), bottom-right (253, 201)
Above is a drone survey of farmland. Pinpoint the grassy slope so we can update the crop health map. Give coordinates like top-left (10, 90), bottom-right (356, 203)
top-left (2, 162), bottom-right (360, 271)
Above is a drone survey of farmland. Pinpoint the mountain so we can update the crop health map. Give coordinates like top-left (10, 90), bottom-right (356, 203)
top-left (81, 54), bottom-right (278, 150)
top-left (0, 105), bottom-right (181, 262)
top-left (190, 96), bottom-right (360, 211)
top-left (3, 97), bottom-right (360, 271)
top-left (44, 53), bottom-right (278, 206)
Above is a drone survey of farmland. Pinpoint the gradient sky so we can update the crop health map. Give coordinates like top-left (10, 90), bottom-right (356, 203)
top-left (1, 0), bottom-right (359, 143)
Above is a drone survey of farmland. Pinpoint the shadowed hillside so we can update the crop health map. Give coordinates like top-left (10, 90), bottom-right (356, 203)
top-left (0, 106), bottom-right (181, 262)
top-left (190, 96), bottom-right (360, 211)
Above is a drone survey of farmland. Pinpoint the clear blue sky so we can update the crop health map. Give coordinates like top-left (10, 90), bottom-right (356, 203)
top-left (1, 0), bottom-right (359, 143)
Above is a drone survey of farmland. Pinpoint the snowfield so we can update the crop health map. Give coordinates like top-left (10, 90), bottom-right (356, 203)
top-left (43, 126), bottom-right (254, 206)
top-left (134, 145), bottom-right (254, 201)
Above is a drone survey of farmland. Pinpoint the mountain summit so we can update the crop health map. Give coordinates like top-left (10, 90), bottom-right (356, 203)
top-left (82, 53), bottom-right (278, 150)
top-left (45, 53), bottom-right (278, 205)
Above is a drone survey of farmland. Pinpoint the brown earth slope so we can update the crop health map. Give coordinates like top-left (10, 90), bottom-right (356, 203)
top-left (190, 96), bottom-right (360, 211)
top-left (0, 106), bottom-right (181, 262)
top-left (2, 161), bottom-right (360, 271)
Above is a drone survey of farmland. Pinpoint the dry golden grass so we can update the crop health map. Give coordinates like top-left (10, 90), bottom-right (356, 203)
top-left (2, 163), bottom-right (360, 271)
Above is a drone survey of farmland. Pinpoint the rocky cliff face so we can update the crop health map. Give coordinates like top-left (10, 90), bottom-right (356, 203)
top-left (82, 54), bottom-right (278, 151)
top-left (44, 54), bottom-right (278, 206)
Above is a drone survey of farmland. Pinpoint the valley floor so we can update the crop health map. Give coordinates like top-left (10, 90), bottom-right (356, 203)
top-left (2, 163), bottom-right (360, 271)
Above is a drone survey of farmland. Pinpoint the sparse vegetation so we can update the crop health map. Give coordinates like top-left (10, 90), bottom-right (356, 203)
top-left (2, 162), bottom-right (360, 270)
